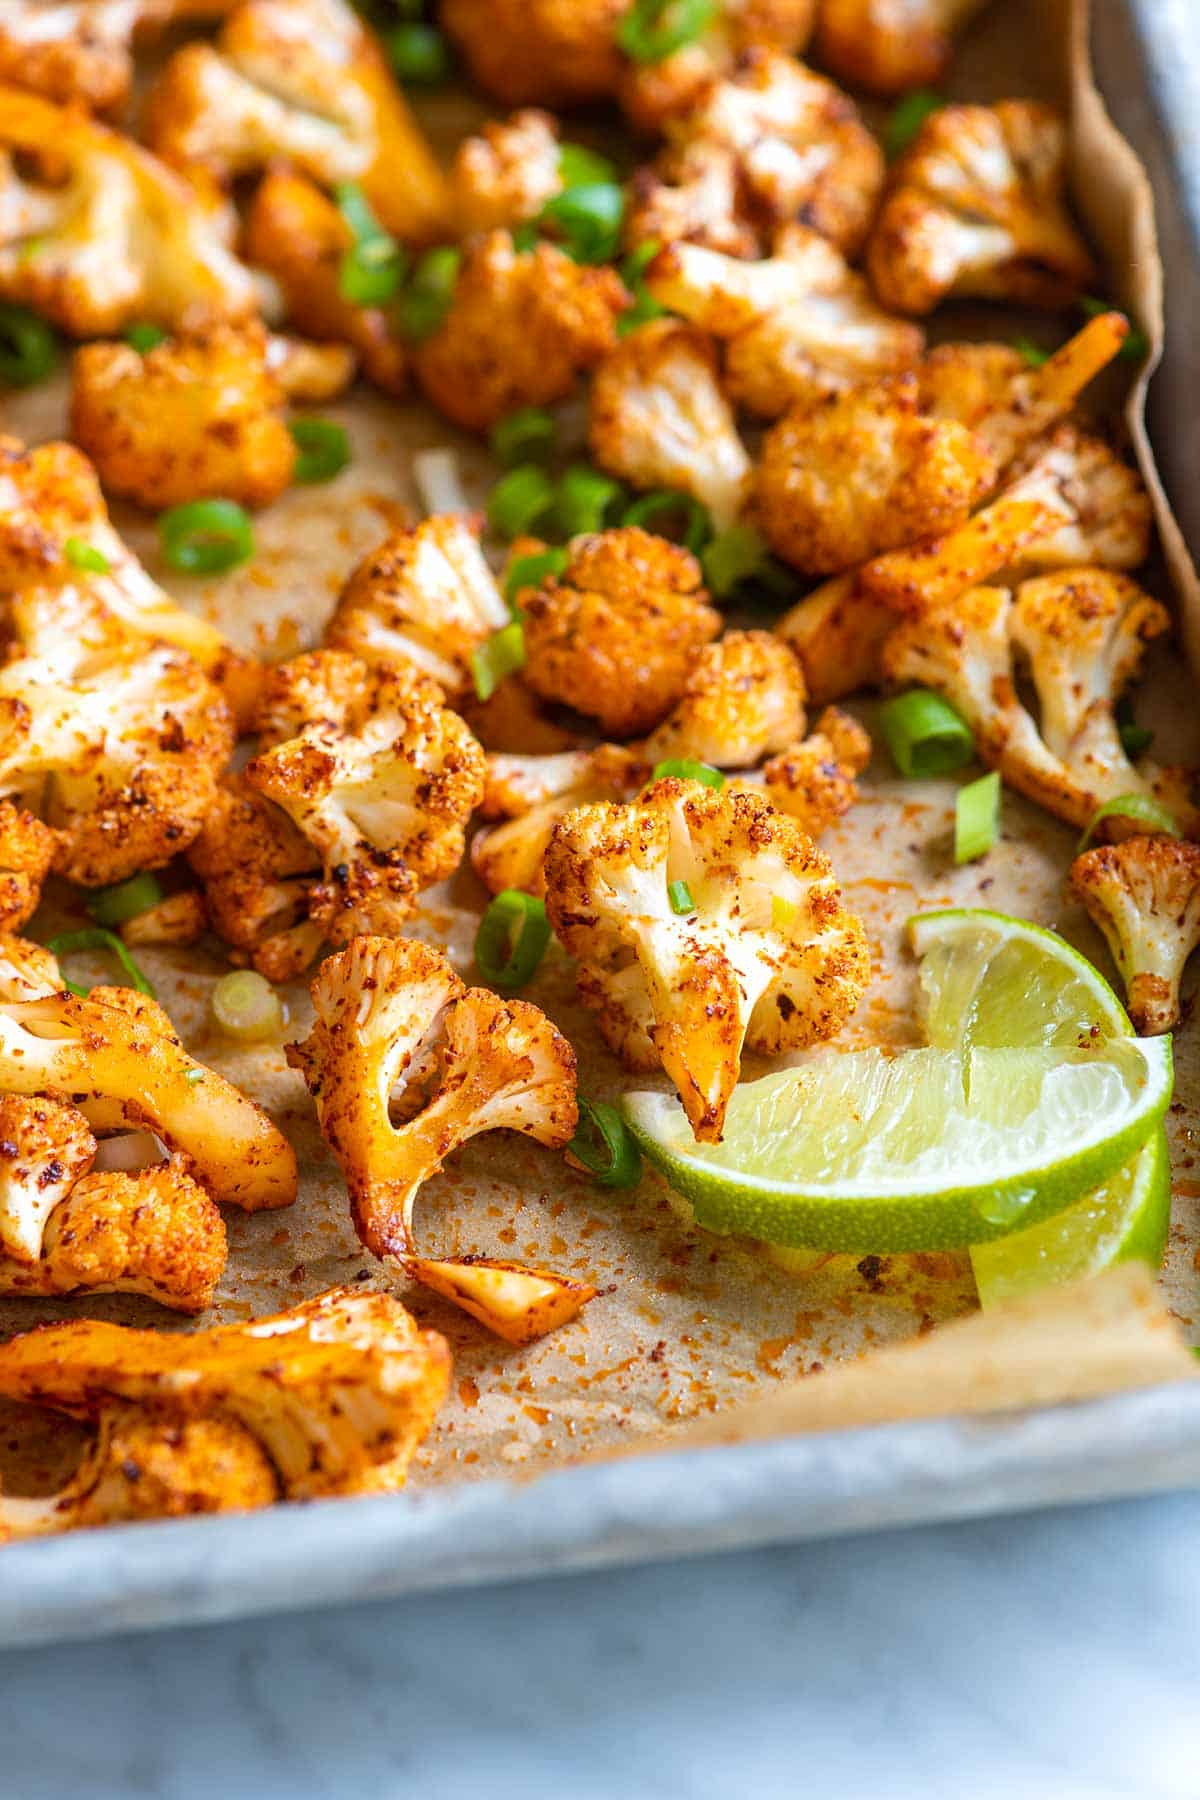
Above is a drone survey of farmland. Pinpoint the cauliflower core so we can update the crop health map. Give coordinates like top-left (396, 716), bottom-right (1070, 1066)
top-left (544, 779), bottom-right (869, 1141)
top-left (1068, 838), bottom-right (1200, 1037)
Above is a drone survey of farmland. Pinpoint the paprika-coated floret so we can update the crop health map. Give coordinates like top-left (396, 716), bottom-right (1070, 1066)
top-left (439, 0), bottom-right (627, 108)
top-left (815, 0), bottom-right (992, 97)
top-left (642, 630), bottom-right (807, 768)
top-left (186, 775), bottom-right (325, 980)
top-left (448, 109), bottom-right (564, 236)
top-left (620, 0), bottom-right (817, 132)
top-left (471, 744), bottom-right (646, 897)
top-left (1068, 837), bottom-right (1200, 1036)
top-left (0, 1), bottom-right (232, 112)
top-left (731, 706), bottom-right (871, 838)
top-left (0, 802), bottom-right (56, 935)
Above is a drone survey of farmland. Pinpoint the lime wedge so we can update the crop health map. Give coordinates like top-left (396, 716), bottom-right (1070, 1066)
top-left (970, 1128), bottom-right (1171, 1307)
top-left (622, 907), bottom-right (1172, 1253)
top-left (908, 907), bottom-right (1133, 1049)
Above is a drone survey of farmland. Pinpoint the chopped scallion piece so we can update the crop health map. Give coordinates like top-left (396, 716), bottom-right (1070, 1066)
top-left (289, 417), bottom-right (350, 484)
top-left (650, 758), bottom-right (724, 789)
top-left (553, 464), bottom-right (624, 536)
top-left (159, 499), bottom-right (254, 575)
top-left (386, 20), bottom-right (452, 83)
top-left (64, 537), bottom-right (111, 574)
top-left (568, 1098), bottom-right (642, 1189)
top-left (0, 303), bottom-right (58, 388)
top-left (334, 182), bottom-right (405, 305)
top-left (124, 322), bottom-right (167, 353)
top-left (883, 89), bottom-right (944, 159)
top-left (491, 407), bottom-right (556, 468)
top-left (185, 1067), bottom-right (205, 1084)
top-left (1013, 336), bottom-right (1051, 368)
top-left (954, 771), bottom-right (1001, 865)
top-left (504, 547), bottom-right (568, 607)
top-left (487, 464), bottom-right (557, 539)
top-left (617, 0), bottom-right (717, 64)
top-left (1116, 696), bottom-right (1154, 758)
top-left (538, 183), bottom-right (625, 265)
top-left (700, 524), bottom-right (771, 598)
top-left (474, 890), bottom-right (552, 991)
top-left (1077, 793), bottom-right (1180, 854)
top-left (622, 489), bottom-right (711, 555)
top-left (879, 689), bottom-right (975, 779)
top-left (47, 929), bottom-right (156, 998)
top-left (86, 872), bottom-right (163, 928)
top-left (667, 878), bottom-right (695, 915)
top-left (210, 969), bottom-right (286, 1042)
top-left (559, 143), bottom-right (618, 188)
top-left (471, 620), bottom-right (526, 701)
top-left (395, 245), bottom-right (461, 341)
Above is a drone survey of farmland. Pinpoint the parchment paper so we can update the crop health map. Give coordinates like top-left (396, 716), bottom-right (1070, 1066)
top-left (0, 0), bottom-right (1195, 1508)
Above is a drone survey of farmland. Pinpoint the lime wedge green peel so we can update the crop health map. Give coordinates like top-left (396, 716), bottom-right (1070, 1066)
top-left (622, 908), bottom-right (1173, 1256)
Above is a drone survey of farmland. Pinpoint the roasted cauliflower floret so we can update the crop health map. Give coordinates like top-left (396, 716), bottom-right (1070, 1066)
top-left (0, 933), bottom-right (63, 1003)
top-left (646, 228), bottom-right (925, 418)
top-left (471, 744), bottom-right (646, 897)
top-left (0, 642), bottom-right (234, 888)
top-left (0, 802), bottom-right (56, 934)
top-left (588, 319), bottom-right (751, 530)
top-left (0, 1286), bottom-right (450, 1535)
top-left (413, 231), bottom-right (626, 434)
top-left (642, 630), bottom-right (806, 767)
top-left (326, 513), bottom-right (510, 697)
top-left (69, 322), bottom-right (296, 512)
top-left (0, 87), bottom-right (258, 336)
top-left (754, 374), bottom-right (996, 574)
top-left (521, 528), bottom-right (720, 737)
top-left (633, 48), bottom-right (883, 259)
top-left (1068, 838), bottom-right (1200, 1037)
top-left (186, 776), bottom-right (325, 980)
top-left (0, 985), bottom-right (297, 1210)
top-left (881, 572), bottom-right (1191, 832)
top-left (625, 143), bottom-right (757, 262)
top-left (0, 1094), bottom-right (94, 1266)
top-left (243, 169), bottom-right (406, 395)
top-left (448, 108), bottom-right (564, 235)
top-left (118, 889), bottom-right (209, 950)
top-left (440, 0), bottom-right (626, 107)
top-left (776, 573), bottom-right (899, 704)
top-left (815, 0), bottom-right (991, 96)
top-left (916, 312), bottom-right (1131, 472)
top-left (1000, 426), bottom-right (1153, 576)
top-left (245, 653), bottom-right (486, 945)
top-left (543, 780), bottom-right (869, 1141)
top-left (867, 101), bottom-right (1096, 316)
top-left (2, 1154), bottom-right (228, 1314)
top-left (620, 0), bottom-right (817, 132)
top-left (734, 706), bottom-right (872, 838)
top-left (0, 1), bottom-right (228, 112)
top-left (146, 0), bottom-right (446, 240)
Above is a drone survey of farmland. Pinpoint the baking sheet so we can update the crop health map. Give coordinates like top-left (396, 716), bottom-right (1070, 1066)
top-left (0, 0), bottom-right (1198, 1638)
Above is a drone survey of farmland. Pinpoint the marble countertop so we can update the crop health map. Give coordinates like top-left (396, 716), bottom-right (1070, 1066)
top-left (3, 1488), bottom-right (1197, 1799)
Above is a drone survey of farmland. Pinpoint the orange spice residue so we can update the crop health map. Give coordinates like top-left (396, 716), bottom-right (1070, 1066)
top-left (457, 1377), bottom-right (480, 1409)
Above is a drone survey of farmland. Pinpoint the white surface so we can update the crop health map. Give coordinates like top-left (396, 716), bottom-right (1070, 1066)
top-left (3, 1490), bottom-right (1198, 1799)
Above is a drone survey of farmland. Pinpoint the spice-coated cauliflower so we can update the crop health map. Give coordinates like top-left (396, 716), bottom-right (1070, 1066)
top-left (186, 776), bottom-right (325, 980)
top-left (520, 527), bottom-right (721, 737)
top-left (0, 87), bottom-right (258, 336)
top-left (589, 318), bottom-right (751, 529)
top-left (619, 0), bottom-right (817, 132)
top-left (448, 109), bottom-right (565, 236)
top-left (471, 744), bottom-right (646, 897)
top-left (1068, 837), bottom-right (1200, 1037)
top-left (439, 0), bottom-right (627, 108)
top-left (641, 629), bottom-right (807, 768)
top-left (146, 0), bottom-right (446, 240)
top-left (867, 101), bottom-right (1096, 315)
top-left (0, 802), bottom-right (56, 934)
top-left (0, 1287), bottom-right (450, 1536)
top-left (69, 322), bottom-right (296, 511)
top-left (646, 228), bottom-right (925, 418)
top-left (0, 1), bottom-right (230, 112)
top-left (732, 706), bottom-right (872, 839)
top-left (414, 231), bottom-right (627, 433)
top-left (326, 513), bottom-right (510, 698)
top-left (625, 143), bottom-right (758, 262)
top-left (544, 778), bottom-right (869, 1140)
top-left (753, 374), bottom-right (996, 574)
top-left (815, 0), bottom-right (992, 97)
top-left (244, 653), bottom-right (486, 948)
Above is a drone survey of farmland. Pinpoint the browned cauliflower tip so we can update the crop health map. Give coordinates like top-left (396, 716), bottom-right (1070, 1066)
top-left (448, 109), bottom-right (564, 236)
top-left (641, 630), bottom-right (807, 769)
top-left (413, 231), bottom-right (627, 434)
top-left (440, 0), bottom-right (627, 107)
top-left (815, 0), bottom-right (992, 97)
top-left (70, 323), bottom-right (297, 512)
top-left (619, 0), bottom-right (818, 133)
top-left (866, 100), bottom-right (1097, 316)
top-left (471, 745), bottom-right (646, 897)
top-left (0, 802), bottom-right (56, 934)
top-left (520, 527), bottom-right (721, 737)
top-left (186, 775), bottom-right (325, 981)
top-left (753, 374), bottom-right (997, 575)
top-left (1068, 837), bottom-right (1200, 1036)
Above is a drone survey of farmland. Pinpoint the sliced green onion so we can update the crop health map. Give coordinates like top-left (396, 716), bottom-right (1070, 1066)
top-left (1077, 793), bottom-right (1181, 854)
top-left (538, 183), bottom-right (625, 265)
top-left (568, 1098), bottom-right (642, 1190)
top-left (884, 89), bottom-right (944, 159)
top-left (622, 490), bottom-right (711, 556)
top-left (954, 771), bottom-right (1001, 865)
top-left (0, 303), bottom-right (58, 388)
top-left (386, 21), bottom-right (452, 83)
top-left (504, 547), bottom-right (568, 608)
top-left (1116, 696), bottom-right (1154, 759)
top-left (880, 689), bottom-right (975, 779)
top-left (1014, 336), bottom-right (1051, 368)
top-left (471, 621), bottom-right (526, 701)
top-left (159, 499), bottom-right (254, 575)
top-left (511, 222), bottom-right (539, 253)
top-left (210, 969), bottom-right (286, 1042)
top-left (124, 322), bottom-right (167, 353)
top-left (334, 182), bottom-right (405, 305)
top-left (64, 537), bottom-right (111, 574)
top-left (395, 246), bottom-right (461, 341)
top-left (700, 524), bottom-right (771, 598)
top-left (617, 288), bottom-right (666, 337)
top-left (1080, 296), bottom-right (1150, 362)
top-left (616, 0), bottom-right (717, 64)
top-left (667, 878), bottom-right (695, 915)
top-left (621, 240), bottom-right (661, 285)
top-left (650, 758), bottom-right (724, 789)
top-left (474, 890), bottom-right (552, 991)
top-left (289, 418), bottom-right (350, 484)
top-left (559, 143), bottom-right (618, 188)
top-left (47, 929), bottom-right (156, 998)
top-left (334, 181), bottom-right (383, 246)
top-left (487, 464), bottom-right (557, 540)
top-left (553, 464), bottom-right (625, 537)
top-left (185, 1067), bottom-right (205, 1084)
top-left (490, 407), bottom-right (556, 468)
top-left (86, 872), bottom-right (163, 928)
